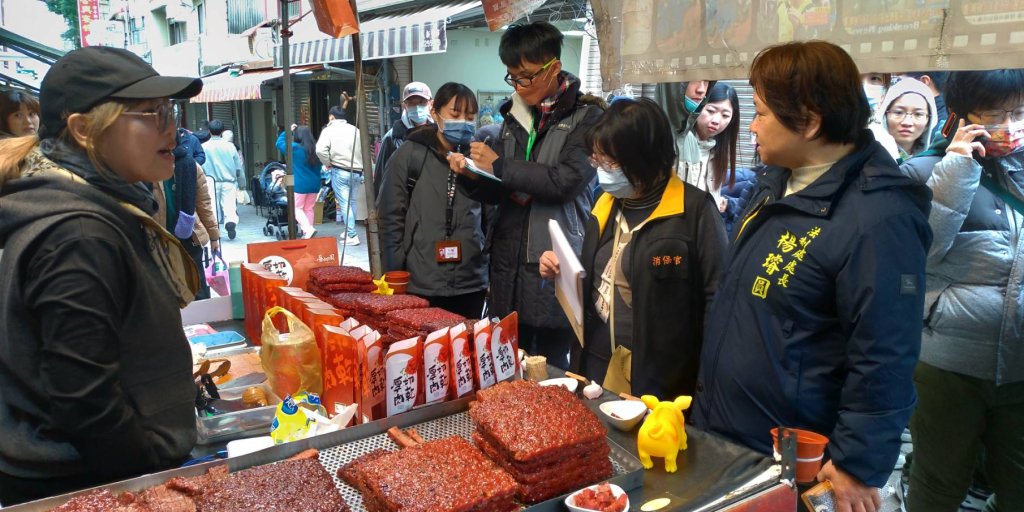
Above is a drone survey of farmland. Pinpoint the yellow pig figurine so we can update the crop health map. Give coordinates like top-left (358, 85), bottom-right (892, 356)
top-left (637, 395), bottom-right (692, 472)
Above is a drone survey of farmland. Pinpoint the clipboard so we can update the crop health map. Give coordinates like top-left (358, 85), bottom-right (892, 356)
top-left (548, 220), bottom-right (585, 345)
top-left (447, 152), bottom-right (502, 182)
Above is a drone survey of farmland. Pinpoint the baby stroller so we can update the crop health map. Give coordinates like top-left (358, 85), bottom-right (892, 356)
top-left (259, 162), bottom-right (289, 240)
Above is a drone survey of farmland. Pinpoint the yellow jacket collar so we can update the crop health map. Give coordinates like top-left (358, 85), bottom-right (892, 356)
top-left (593, 176), bottom-right (685, 235)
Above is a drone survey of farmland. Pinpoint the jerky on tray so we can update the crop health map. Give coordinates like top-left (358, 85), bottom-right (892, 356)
top-left (353, 437), bottom-right (520, 512)
top-left (385, 308), bottom-right (467, 332)
top-left (309, 266), bottom-right (373, 285)
top-left (352, 294), bottom-right (429, 315)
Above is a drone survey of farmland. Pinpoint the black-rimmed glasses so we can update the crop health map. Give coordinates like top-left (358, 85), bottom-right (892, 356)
top-left (504, 58), bottom-right (557, 88)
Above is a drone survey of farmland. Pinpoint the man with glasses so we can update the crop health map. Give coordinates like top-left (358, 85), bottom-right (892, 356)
top-left (201, 119), bottom-right (243, 239)
top-left (901, 69), bottom-right (1024, 512)
top-left (448, 21), bottom-right (604, 369)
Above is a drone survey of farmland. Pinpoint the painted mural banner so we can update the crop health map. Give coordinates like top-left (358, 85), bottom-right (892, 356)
top-left (591, 0), bottom-right (1024, 87)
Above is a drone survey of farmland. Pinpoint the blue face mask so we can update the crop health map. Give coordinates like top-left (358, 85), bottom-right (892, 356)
top-left (407, 104), bottom-right (430, 125)
top-left (597, 166), bottom-right (635, 198)
top-left (684, 96), bottom-right (700, 114)
top-left (442, 119), bottom-right (476, 149)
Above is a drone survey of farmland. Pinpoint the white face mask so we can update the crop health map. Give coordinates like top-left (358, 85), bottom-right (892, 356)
top-left (864, 84), bottom-right (885, 111)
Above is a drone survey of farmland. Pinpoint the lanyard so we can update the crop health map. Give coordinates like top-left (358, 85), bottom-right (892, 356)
top-left (525, 128), bottom-right (538, 161)
top-left (598, 210), bottom-right (647, 351)
top-left (444, 170), bottom-right (457, 239)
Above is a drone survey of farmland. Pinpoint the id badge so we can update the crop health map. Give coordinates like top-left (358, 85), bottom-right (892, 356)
top-left (435, 240), bottom-right (462, 263)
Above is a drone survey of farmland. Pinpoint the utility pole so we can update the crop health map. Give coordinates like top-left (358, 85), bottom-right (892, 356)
top-left (349, 0), bottom-right (382, 277)
top-left (280, 0), bottom-right (297, 239)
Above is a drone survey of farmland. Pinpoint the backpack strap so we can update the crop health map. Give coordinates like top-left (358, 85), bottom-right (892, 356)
top-left (405, 143), bottom-right (431, 196)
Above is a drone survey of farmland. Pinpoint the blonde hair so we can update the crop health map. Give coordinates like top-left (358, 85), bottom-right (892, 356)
top-left (0, 100), bottom-right (129, 188)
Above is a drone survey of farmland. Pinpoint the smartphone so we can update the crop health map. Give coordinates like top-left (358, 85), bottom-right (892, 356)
top-left (942, 112), bottom-right (960, 142)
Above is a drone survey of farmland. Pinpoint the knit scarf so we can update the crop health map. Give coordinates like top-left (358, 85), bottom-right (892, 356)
top-left (536, 72), bottom-right (574, 132)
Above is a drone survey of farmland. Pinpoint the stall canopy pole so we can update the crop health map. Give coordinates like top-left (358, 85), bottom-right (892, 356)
top-left (280, 0), bottom-right (297, 239)
top-left (349, 0), bottom-right (383, 277)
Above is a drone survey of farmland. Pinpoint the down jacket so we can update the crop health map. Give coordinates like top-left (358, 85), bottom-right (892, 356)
top-left (903, 146), bottom-right (1024, 385)
top-left (693, 131), bottom-right (933, 488)
top-left (459, 73), bottom-right (604, 328)
top-left (377, 125), bottom-right (488, 297)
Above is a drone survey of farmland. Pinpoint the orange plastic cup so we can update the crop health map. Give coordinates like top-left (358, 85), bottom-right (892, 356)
top-left (771, 427), bottom-right (829, 483)
top-left (384, 270), bottom-right (410, 294)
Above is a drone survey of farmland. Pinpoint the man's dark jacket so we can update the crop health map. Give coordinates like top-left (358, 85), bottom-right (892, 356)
top-left (459, 75), bottom-right (603, 328)
top-left (373, 118), bottom-right (412, 195)
top-left (692, 132), bottom-right (933, 487)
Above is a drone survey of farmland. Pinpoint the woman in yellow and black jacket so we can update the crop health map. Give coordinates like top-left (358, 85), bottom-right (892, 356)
top-left (540, 98), bottom-right (727, 398)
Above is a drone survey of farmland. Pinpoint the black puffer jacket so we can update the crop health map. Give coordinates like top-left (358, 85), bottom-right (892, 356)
top-left (0, 149), bottom-right (196, 500)
top-left (373, 118), bottom-right (412, 195)
top-left (460, 74), bottom-right (604, 328)
top-left (377, 125), bottom-right (488, 296)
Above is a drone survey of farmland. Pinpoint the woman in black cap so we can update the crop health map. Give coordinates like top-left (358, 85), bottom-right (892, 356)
top-left (0, 47), bottom-right (203, 505)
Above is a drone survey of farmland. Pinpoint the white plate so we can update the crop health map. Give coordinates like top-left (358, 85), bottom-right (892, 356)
top-left (538, 377), bottom-right (578, 393)
top-left (564, 482), bottom-right (629, 512)
top-left (598, 400), bottom-right (649, 431)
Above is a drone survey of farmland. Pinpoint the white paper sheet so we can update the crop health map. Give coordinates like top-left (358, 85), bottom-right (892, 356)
top-left (548, 220), bottom-right (585, 344)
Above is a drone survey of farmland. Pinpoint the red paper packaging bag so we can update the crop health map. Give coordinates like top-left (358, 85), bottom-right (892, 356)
top-left (358, 332), bottom-right (386, 422)
top-left (321, 325), bottom-right (360, 421)
top-left (247, 238), bottom-right (338, 290)
top-left (449, 322), bottom-right (475, 399)
top-left (472, 319), bottom-right (496, 391)
top-left (385, 336), bottom-right (421, 417)
top-left (422, 328), bottom-right (451, 405)
top-left (491, 312), bottom-right (519, 383)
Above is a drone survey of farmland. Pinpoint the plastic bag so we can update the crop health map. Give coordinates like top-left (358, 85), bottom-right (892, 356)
top-left (260, 306), bottom-right (323, 398)
top-left (205, 249), bottom-right (230, 297)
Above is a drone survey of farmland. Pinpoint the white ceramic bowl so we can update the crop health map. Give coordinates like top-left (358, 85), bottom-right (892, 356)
top-left (538, 377), bottom-right (579, 393)
top-left (564, 482), bottom-right (629, 512)
top-left (598, 400), bottom-right (648, 431)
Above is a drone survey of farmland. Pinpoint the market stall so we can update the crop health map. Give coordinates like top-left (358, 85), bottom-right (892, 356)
top-left (7, 243), bottom-right (787, 511)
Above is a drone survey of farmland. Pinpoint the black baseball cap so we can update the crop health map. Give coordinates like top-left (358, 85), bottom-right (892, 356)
top-left (39, 46), bottom-right (203, 139)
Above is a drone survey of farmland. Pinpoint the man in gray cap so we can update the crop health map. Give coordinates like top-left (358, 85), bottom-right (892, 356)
top-left (373, 81), bottom-right (433, 194)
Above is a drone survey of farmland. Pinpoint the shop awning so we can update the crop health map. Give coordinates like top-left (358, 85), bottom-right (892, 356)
top-left (0, 27), bottom-right (64, 65)
top-left (190, 65), bottom-right (320, 103)
top-left (275, 1), bottom-right (481, 67)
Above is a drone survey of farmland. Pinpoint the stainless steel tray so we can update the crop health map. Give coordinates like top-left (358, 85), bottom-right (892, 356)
top-left (9, 395), bottom-right (644, 511)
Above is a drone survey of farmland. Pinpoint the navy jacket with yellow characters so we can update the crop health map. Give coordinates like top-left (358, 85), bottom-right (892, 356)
top-left (692, 132), bottom-right (933, 488)
top-left (576, 177), bottom-right (727, 398)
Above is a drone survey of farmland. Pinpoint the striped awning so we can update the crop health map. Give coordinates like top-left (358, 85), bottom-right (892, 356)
top-left (275, 1), bottom-right (480, 67)
top-left (191, 65), bottom-right (319, 103)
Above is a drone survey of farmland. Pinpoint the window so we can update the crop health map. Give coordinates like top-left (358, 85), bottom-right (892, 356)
top-left (169, 21), bottom-right (187, 45)
top-left (129, 16), bottom-right (145, 45)
top-left (197, 1), bottom-right (206, 34)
